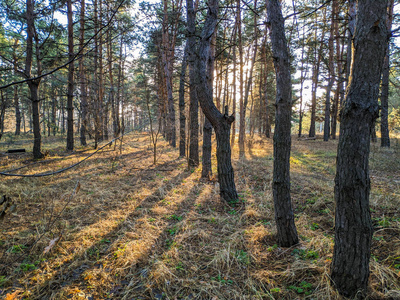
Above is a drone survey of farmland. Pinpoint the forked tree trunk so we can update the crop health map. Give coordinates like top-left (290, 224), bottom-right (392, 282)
top-left (331, 0), bottom-right (388, 297)
top-left (195, 0), bottom-right (238, 203)
top-left (266, 0), bottom-right (299, 247)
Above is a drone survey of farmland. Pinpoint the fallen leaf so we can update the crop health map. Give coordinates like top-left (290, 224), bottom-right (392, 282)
top-left (5, 291), bottom-right (20, 300)
top-left (43, 236), bottom-right (60, 254)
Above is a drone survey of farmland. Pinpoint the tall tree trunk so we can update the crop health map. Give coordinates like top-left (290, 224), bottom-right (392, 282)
top-left (66, 0), bottom-right (74, 151)
top-left (331, 0), bottom-right (388, 297)
top-left (179, 43), bottom-right (188, 157)
top-left (187, 0), bottom-right (199, 167)
top-left (266, 0), bottom-right (299, 247)
top-left (201, 30), bottom-right (215, 179)
top-left (324, 0), bottom-right (336, 142)
top-left (231, 29), bottom-right (237, 147)
top-left (79, 0), bottom-right (88, 146)
top-left (237, 0), bottom-right (245, 157)
top-left (309, 9), bottom-right (326, 138)
top-left (25, 0), bottom-right (43, 158)
top-left (331, 1), bottom-right (342, 140)
top-left (93, 0), bottom-right (100, 148)
top-left (380, 0), bottom-right (394, 148)
top-left (195, 0), bottom-right (238, 202)
top-left (13, 39), bottom-right (21, 136)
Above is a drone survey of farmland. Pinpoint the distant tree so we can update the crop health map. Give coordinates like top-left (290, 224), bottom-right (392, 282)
top-left (66, 0), bottom-right (74, 151)
top-left (331, 0), bottom-right (389, 297)
top-left (380, 0), bottom-right (394, 148)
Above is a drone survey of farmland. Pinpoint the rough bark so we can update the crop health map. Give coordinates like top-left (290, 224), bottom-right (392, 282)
top-left (25, 0), bottom-right (43, 158)
top-left (331, 1), bottom-right (389, 297)
top-left (324, 0), bottom-right (336, 142)
top-left (380, 0), bottom-right (394, 148)
top-left (66, 0), bottom-right (74, 151)
top-left (266, 0), bottom-right (299, 247)
top-left (201, 31), bottom-right (215, 179)
top-left (187, 0), bottom-right (199, 167)
top-left (195, 0), bottom-right (238, 202)
top-left (79, 0), bottom-right (88, 146)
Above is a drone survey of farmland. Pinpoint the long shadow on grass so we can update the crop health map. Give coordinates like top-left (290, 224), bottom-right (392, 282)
top-left (20, 163), bottom-right (192, 299)
top-left (109, 183), bottom-right (205, 299)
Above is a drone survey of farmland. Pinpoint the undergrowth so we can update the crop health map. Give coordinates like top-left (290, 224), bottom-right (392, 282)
top-left (0, 132), bottom-right (399, 299)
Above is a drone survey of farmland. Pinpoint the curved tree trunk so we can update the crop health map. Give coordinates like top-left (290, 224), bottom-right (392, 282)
top-left (331, 0), bottom-right (389, 297)
top-left (266, 0), bottom-right (298, 247)
top-left (194, 0), bottom-right (238, 203)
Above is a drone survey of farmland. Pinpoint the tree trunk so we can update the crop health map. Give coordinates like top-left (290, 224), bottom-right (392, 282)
top-left (66, 0), bottom-right (74, 151)
top-left (331, 1), bottom-right (388, 297)
top-left (187, 0), bottom-right (199, 167)
top-left (195, 0), bottom-right (238, 203)
top-left (324, 0), bottom-right (336, 142)
top-left (25, 0), bottom-right (43, 158)
top-left (179, 43), bottom-right (188, 157)
top-left (79, 0), bottom-right (87, 146)
top-left (237, 0), bottom-right (245, 157)
top-left (380, 0), bottom-right (394, 148)
top-left (201, 30), bottom-right (216, 179)
top-left (266, 0), bottom-right (299, 247)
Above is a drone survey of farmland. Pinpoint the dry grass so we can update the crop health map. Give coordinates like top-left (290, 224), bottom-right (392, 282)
top-left (0, 132), bottom-right (399, 299)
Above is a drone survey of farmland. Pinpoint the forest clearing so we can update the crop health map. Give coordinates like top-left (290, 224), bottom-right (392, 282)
top-left (0, 132), bottom-right (399, 299)
top-left (2, 0), bottom-right (400, 298)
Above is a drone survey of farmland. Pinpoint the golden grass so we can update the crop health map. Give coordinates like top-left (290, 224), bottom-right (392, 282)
top-left (0, 132), bottom-right (399, 299)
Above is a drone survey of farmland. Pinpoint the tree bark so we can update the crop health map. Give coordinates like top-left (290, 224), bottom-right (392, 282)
top-left (25, 0), bottom-right (43, 158)
top-left (179, 43), bottom-right (188, 157)
top-left (195, 0), bottom-right (238, 203)
top-left (66, 0), bottom-right (74, 151)
top-left (331, 1), bottom-right (389, 297)
top-left (380, 0), bottom-right (394, 148)
top-left (266, 0), bottom-right (299, 247)
top-left (187, 0), bottom-right (199, 167)
top-left (237, 0), bottom-right (245, 157)
top-left (324, 0), bottom-right (336, 142)
top-left (79, 0), bottom-right (88, 146)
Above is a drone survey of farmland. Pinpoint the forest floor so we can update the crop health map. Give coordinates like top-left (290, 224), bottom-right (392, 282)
top-left (0, 132), bottom-right (399, 300)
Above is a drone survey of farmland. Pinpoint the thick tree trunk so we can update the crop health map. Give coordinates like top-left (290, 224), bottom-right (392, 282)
top-left (66, 0), bottom-right (74, 151)
top-left (195, 0), bottom-right (238, 203)
top-left (331, 1), bottom-right (388, 297)
top-left (266, 0), bottom-right (299, 247)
